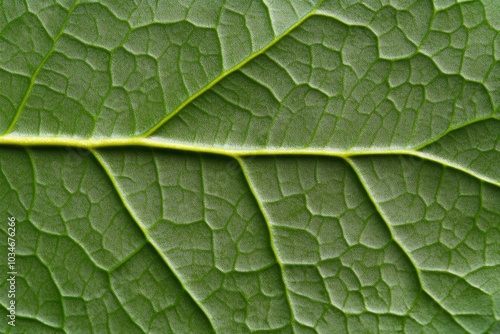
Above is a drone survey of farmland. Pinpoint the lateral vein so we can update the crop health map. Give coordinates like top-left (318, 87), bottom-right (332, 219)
top-left (90, 149), bottom-right (217, 332)
top-left (4, 0), bottom-right (79, 135)
top-left (139, 0), bottom-right (325, 138)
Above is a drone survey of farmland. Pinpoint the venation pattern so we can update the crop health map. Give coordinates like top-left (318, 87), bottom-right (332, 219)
top-left (0, 0), bottom-right (499, 333)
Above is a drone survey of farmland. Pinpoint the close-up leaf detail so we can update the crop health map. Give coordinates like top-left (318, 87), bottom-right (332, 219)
top-left (0, 0), bottom-right (499, 333)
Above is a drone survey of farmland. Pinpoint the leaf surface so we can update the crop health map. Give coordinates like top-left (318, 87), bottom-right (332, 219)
top-left (1, 0), bottom-right (499, 333)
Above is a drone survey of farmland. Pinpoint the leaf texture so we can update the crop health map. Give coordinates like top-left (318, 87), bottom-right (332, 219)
top-left (0, 0), bottom-right (499, 333)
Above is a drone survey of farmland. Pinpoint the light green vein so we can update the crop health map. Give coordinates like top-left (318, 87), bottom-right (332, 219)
top-left (346, 157), bottom-right (469, 333)
top-left (4, 0), bottom-right (79, 135)
top-left (139, 0), bottom-right (325, 138)
top-left (108, 242), bottom-right (148, 273)
top-left (0, 136), bottom-right (497, 187)
top-left (1, 311), bottom-right (63, 332)
top-left (236, 156), bottom-right (296, 332)
top-left (90, 149), bottom-right (216, 332)
top-left (106, 275), bottom-right (145, 332)
top-left (411, 115), bottom-right (497, 151)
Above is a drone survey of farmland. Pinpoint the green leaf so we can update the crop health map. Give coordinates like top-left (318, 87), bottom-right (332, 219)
top-left (1, 0), bottom-right (499, 333)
